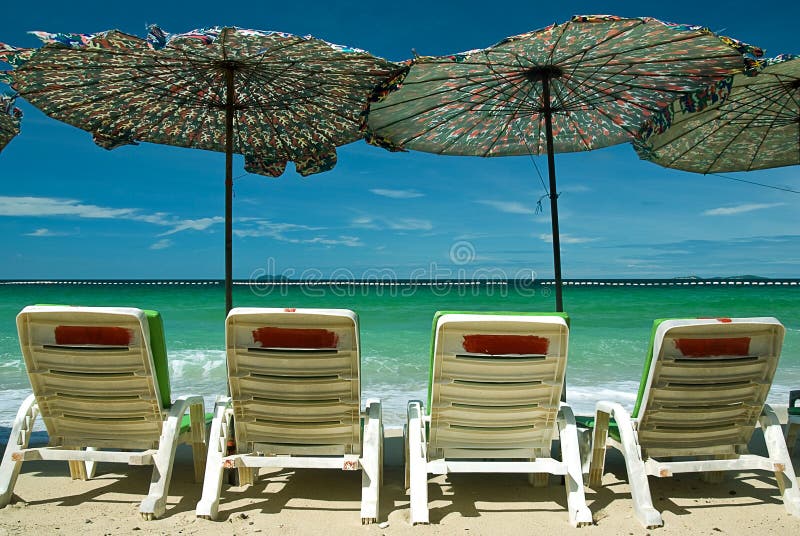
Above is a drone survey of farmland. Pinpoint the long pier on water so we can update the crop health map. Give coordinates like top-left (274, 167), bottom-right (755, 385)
top-left (1, 279), bottom-right (798, 287)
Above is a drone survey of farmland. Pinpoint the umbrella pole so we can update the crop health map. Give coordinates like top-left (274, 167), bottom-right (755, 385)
top-left (225, 66), bottom-right (234, 314)
top-left (541, 75), bottom-right (564, 313)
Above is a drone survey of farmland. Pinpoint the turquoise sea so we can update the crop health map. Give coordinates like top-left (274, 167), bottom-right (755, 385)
top-left (1, 280), bottom-right (798, 427)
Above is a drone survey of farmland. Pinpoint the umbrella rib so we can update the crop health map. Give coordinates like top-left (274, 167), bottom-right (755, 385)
top-left (735, 80), bottom-right (797, 170)
top-left (236, 69), bottom-right (332, 160)
top-left (491, 18), bottom-right (698, 72)
top-left (242, 68), bottom-right (378, 141)
top-left (479, 52), bottom-right (542, 155)
top-left (243, 66), bottom-right (385, 110)
top-left (382, 85), bottom-right (508, 154)
top-left (369, 73), bottom-right (519, 130)
top-left (540, 18), bottom-right (641, 67)
top-left (544, 21), bottom-right (742, 71)
top-left (226, 50), bottom-right (294, 156)
top-left (485, 51), bottom-right (574, 154)
top-left (545, 20), bottom-right (569, 65)
top-left (22, 66), bottom-right (226, 128)
top-left (224, 39), bottom-right (390, 155)
top-left (28, 55), bottom-right (378, 146)
top-left (656, 90), bottom-right (779, 172)
top-left (646, 103), bottom-right (732, 171)
top-left (478, 39), bottom-right (740, 117)
top-left (552, 76), bottom-right (605, 150)
top-left (375, 63), bottom-right (530, 154)
top-left (742, 75), bottom-right (800, 124)
top-left (705, 100), bottom-right (783, 172)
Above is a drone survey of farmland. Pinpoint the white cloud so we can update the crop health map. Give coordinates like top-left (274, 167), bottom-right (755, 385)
top-left (25, 228), bottom-right (68, 237)
top-left (0, 196), bottom-right (136, 219)
top-left (150, 239), bottom-right (173, 250)
top-left (539, 233), bottom-right (598, 244)
top-left (477, 200), bottom-right (535, 215)
top-left (369, 188), bottom-right (425, 199)
top-left (0, 196), bottom-right (222, 236)
top-left (351, 215), bottom-right (432, 232)
top-left (352, 216), bottom-right (380, 229)
top-left (234, 220), bottom-right (322, 238)
top-left (233, 219), bottom-right (362, 247)
top-left (301, 235), bottom-right (364, 247)
top-left (560, 184), bottom-right (591, 193)
top-left (703, 203), bottom-right (785, 216)
top-left (159, 217), bottom-right (224, 236)
top-left (388, 218), bottom-right (433, 231)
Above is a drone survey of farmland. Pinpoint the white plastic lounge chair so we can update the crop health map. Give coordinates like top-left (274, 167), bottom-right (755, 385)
top-left (787, 390), bottom-right (800, 454)
top-left (406, 312), bottom-right (592, 527)
top-left (587, 317), bottom-right (800, 528)
top-left (0, 305), bottom-right (207, 519)
top-left (196, 307), bottom-right (382, 523)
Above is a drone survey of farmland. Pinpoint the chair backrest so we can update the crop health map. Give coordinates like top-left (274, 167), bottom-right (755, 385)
top-left (427, 312), bottom-right (570, 459)
top-left (225, 307), bottom-right (361, 456)
top-left (16, 305), bottom-right (168, 449)
top-left (633, 317), bottom-right (784, 456)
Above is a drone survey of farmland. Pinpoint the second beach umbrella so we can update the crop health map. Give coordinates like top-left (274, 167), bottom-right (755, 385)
top-left (635, 54), bottom-right (799, 173)
top-left (3, 26), bottom-right (402, 312)
top-left (366, 15), bottom-right (756, 311)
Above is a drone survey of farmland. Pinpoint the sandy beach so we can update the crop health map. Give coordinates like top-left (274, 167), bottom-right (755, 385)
top-left (2, 419), bottom-right (799, 536)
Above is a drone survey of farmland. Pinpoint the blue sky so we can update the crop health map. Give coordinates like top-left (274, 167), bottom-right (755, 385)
top-left (0, 0), bottom-right (798, 281)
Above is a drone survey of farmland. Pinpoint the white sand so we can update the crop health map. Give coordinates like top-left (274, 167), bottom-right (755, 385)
top-left (1, 426), bottom-right (799, 535)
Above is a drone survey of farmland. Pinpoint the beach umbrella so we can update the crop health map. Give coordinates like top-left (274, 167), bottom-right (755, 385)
top-left (0, 94), bottom-right (21, 152)
top-left (366, 15), bottom-right (756, 311)
top-left (634, 54), bottom-right (799, 173)
top-left (1, 26), bottom-right (402, 312)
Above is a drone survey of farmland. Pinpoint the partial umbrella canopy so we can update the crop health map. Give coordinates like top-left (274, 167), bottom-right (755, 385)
top-left (2, 26), bottom-right (404, 311)
top-left (0, 93), bottom-right (21, 153)
top-left (366, 14), bottom-right (758, 311)
top-left (635, 54), bottom-right (799, 173)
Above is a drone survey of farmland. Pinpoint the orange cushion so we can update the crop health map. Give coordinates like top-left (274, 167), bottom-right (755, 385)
top-left (674, 337), bottom-right (750, 357)
top-left (462, 334), bottom-right (549, 355)
top-left (252, 327), bottom-right (339, 349)
top-left (55, 325), bottom-right (133, 346)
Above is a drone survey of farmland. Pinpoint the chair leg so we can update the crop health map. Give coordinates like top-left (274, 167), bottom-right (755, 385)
top-left (68, 455), bottom-right (89, 481)
top-left (761, 405), bottom-right (800, 516)
top-left (788, 392), bottom-right (800, 455)
top-left (558, 404), bottom-right (593, 527)
top-left (529, 473), bottom-right (549, 487)
top-left (596, 401), bottom-right (663, 529)
top-left (232, 419), bottom-right (255, 487)
top-left (190, 401), bottom-right (207, 483)
top-left (196, 399), bottom-right (231, 520)
top-left (0, 395), bottom-right (38, 507)
top-left (379, 420), bottom-right (384, 489)
top-left (403, 424), bottom-right (410, 492)
top-left (140, 397), bottom-right (198, 520)
top-left (85, 448), bottom-right (98, 479)
top-left (237, 466), bottom-right (256, 486)
top-left (407, 401), bottom-right (429, 525)
top-left (787, 420), bottom-right (799, 456)
top-left (577, 427), bottom-right (592, 478)
top-left (360, 398), bottom-right (382, 524)
top-left (588, 408), bottom-right (610, 489)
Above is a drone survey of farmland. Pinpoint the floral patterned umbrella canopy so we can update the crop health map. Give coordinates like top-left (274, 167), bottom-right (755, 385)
top-left (366, 15), bottom-right (756, 311)
top-left (2, 26), bottom-right (402, 311)
top-left (635, 55), bottom-right (799, 173)
top-left (0, 93), bottom-right (21, 153)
